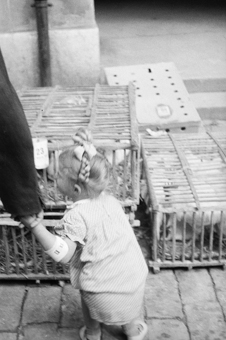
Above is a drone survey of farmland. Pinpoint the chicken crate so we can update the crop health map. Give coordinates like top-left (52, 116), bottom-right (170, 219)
top-left (0, 217), bottom-right (70, 281)
top-left (141, 130), bottom-right (226, 273)
top-left (0, 83), bottom-right (140, 280)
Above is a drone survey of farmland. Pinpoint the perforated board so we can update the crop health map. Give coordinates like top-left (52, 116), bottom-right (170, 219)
top-left (105, 62), bottom-right (201, 131)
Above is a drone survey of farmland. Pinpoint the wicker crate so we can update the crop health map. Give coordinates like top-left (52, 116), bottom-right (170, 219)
top-left (0, 84), bottom-right (140, 280)
top-left (0, 217), bottom-right (69, 280)
top-left (20, 83), bottom-right (139, 211)
top-left (141, 130), bottom-right (226, 273)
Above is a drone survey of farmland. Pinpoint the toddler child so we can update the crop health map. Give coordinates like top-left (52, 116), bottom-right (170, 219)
top-left (21, 128), bottom-right (148, 340)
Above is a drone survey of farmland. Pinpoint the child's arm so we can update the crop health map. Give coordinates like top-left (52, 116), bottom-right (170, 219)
top-left (20, 215), bottom-right (77, 264)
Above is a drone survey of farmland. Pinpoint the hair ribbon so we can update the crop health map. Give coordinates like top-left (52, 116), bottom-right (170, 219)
top-left (73, 142), bottom-right (96, 161)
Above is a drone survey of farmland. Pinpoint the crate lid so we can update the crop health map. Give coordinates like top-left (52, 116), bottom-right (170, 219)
top-left (105, 62), bottom-right (201, 130)
top-left (18, 83), bottom-right (139, 148)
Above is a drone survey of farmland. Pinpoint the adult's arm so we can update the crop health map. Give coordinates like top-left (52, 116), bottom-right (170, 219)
top-left (0, 49), bottom-right (41, 216)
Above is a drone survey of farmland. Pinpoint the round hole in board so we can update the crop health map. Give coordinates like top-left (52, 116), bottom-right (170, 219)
top-left (171, 83), bottom-right (175, 85)
top-left (138, 94), bottom-right (142, 97)
top-left (153, 85), bottom-right (157, 88)
top-left (156, 93), bottom-right (160, 95)
top-left (150, 78), bottom-right (154, 81)
top-left (165, 128), bottom-right (170, 132)
top-left (174, 90), bottom-right (178, 93)
top-left (184, 113), bottom-right (188, 116)
top-left (180, 105), bottom-right (184, 108)
top-left (168, 76), bottom-right (172, 79)
top-left (113, 75), bottom-right (117, 77)
top-left (177, 98), bottom-right (181, 100)
top-left (115, 82), bottom-right (119, 85)
top-left (181, 127), bottom-right (186, 131)
top-left (133, 80), bottom-right (137, 82)
top-left (137, 87), bottom-right (140, 90)
top-left (165, 69), bottom-right (169, 72)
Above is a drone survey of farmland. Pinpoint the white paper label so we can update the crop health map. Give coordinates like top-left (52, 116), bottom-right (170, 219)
top-left (32, 138), bottom-right (49, 169)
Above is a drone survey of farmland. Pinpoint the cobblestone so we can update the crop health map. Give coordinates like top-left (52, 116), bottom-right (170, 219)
top-left (22, 285), bottom-right (61, 324)
top-left (21, 324), bottom-right (59, 340)
top-left (0, 333), bottom-right (17, 340)
top-left (176, 269), bottom-right (226, 340)
top-left (145, 270), bottom-right (184, 319)
top-left (0, 285), bottom-right (25, 331)
top-left (1, 268), bottom-right (226, 339)
top-left (147, 319), bottom-right (190, 340)
top-left (210, 268), bottom-right (226, 320)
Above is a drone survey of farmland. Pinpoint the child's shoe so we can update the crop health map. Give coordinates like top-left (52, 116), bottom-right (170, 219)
top-left (79, 326), bottom-right (101, 340)
top-left (127, 321), bottom-right (148, 340)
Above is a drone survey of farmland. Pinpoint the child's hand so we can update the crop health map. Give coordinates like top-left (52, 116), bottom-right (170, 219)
top-left (19, 210), bottom-right (44, 229)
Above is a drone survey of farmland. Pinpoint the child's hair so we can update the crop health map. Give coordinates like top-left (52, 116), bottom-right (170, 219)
top-left (59, 129), bottom-right (110, 198)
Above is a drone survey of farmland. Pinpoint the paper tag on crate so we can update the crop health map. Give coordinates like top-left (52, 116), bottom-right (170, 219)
top-left (32, 138), bottom-right (49, 169)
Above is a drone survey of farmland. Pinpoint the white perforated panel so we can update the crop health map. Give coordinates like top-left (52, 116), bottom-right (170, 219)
top-left (105, 62), bottom-right (201, 131)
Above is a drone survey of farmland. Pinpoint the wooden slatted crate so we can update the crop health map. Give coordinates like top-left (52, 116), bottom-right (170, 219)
top-left (141, 130), bottom-right (226, 273)
top-left (0, 217), bottom-right (69, 280)
top-left (0, 83), bottom-right (140, 280)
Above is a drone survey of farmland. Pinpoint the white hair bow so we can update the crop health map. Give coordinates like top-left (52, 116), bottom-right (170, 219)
top-left (74, 142), bottom-right (96, 161)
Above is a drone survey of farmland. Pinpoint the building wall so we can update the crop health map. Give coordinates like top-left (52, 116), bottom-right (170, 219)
top-left (0, 0), bottom-right (100, 88)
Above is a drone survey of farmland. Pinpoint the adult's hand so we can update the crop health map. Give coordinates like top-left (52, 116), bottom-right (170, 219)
top-left (19, 210), bottom-right (44, 229)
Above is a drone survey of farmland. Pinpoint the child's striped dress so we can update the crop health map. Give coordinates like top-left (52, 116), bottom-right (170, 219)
top-left (55, 193), bottom-right (148, 325)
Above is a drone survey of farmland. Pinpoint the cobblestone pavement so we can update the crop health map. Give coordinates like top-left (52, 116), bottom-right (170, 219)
top-left (0, 267), bottom-right (226, 340)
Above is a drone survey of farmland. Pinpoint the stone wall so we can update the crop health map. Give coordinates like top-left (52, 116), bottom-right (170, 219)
top-left (0, 0), bottom-right (100, 88)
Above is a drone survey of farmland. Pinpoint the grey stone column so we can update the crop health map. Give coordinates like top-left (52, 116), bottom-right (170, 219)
top-left (0, 0), bottom-right (100, 88)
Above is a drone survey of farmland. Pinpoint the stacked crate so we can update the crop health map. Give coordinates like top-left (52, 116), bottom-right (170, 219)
top-left (0, 83), bottom-right (140, 280)
top-left (141, 130), bottom-right (226, 273)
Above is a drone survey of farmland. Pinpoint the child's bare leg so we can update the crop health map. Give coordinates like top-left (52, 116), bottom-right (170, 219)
top-left (122, 319), bottom-right (148, 340)
top-left (81, 296), bottom-right (101, 340)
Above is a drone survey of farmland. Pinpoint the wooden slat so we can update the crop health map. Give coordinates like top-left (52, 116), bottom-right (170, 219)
top-left (128, 82), bottom-right (139, 148)
top-left (207, 130), bottom-right (226, 162)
